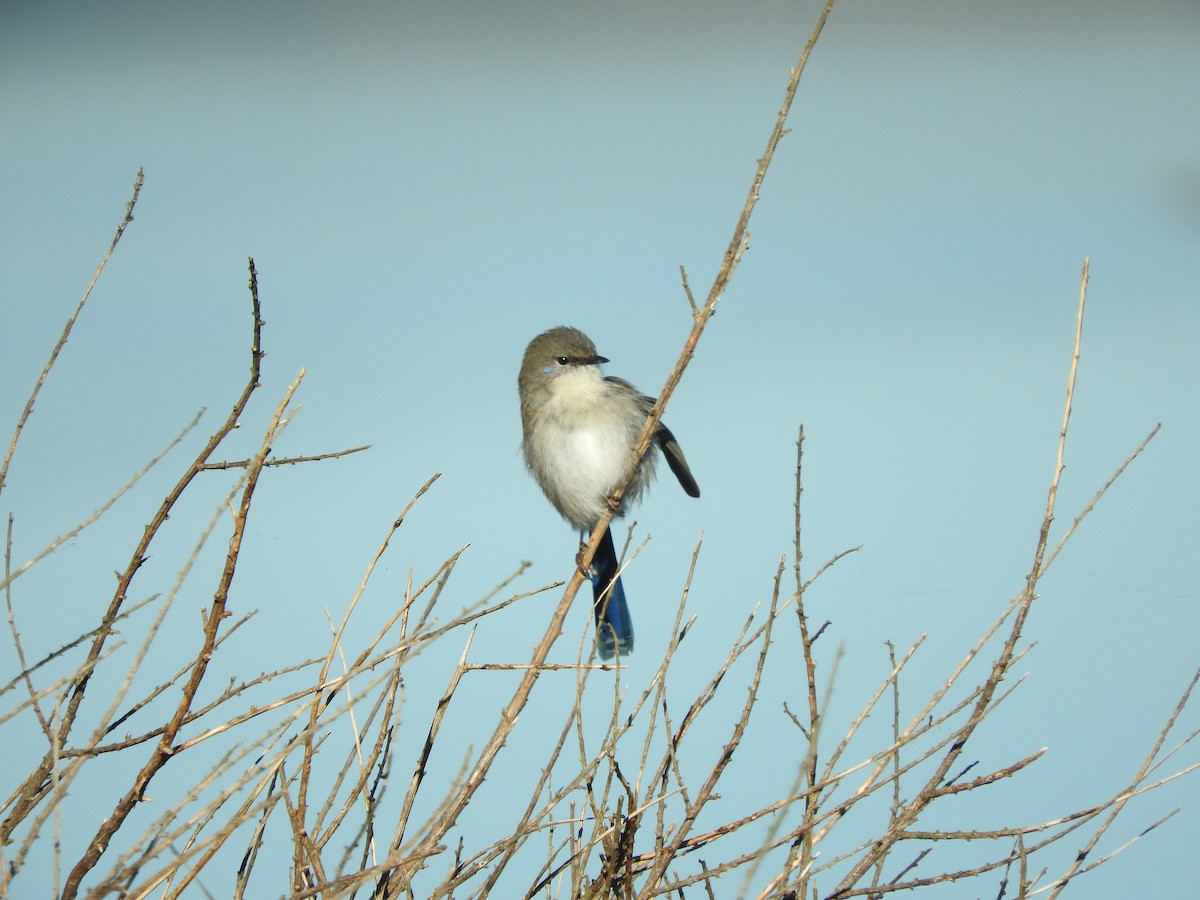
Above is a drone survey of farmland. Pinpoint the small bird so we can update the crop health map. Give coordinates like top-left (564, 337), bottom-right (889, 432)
top-left (518, 326), bottom-right (700, 659)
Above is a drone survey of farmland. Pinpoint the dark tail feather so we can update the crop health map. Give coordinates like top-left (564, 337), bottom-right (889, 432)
top-left (656, 424), bottom-right (700, 498)
top-left (591, 526), bottom-right (634, 660)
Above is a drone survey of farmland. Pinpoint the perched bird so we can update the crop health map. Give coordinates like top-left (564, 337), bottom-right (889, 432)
top-left (518, 326), bottom-right (700, 659)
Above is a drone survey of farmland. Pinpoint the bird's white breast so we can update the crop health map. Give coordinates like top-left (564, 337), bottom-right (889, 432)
top-left (525, 368), bottom-right (650, 529)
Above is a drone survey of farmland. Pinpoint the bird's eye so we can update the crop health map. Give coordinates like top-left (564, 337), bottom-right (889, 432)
top-left (555, 356), bottom-right (570, 366)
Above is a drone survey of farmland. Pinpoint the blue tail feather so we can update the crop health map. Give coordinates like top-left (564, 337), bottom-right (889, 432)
top-left (591, 526), bottom-right (634, 660)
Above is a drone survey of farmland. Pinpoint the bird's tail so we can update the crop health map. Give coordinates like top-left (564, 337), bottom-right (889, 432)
top-left (591, 526), bottom-right (634, 660)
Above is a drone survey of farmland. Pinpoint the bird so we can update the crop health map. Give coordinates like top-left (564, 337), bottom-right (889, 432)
top-left (518, 326), bottom-right (700, 659)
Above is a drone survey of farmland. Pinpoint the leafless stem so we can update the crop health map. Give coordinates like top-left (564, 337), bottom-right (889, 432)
top-left (0, 169), bottom-right (144, 496)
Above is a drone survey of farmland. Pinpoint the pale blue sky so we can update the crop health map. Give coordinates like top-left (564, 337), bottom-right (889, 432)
top-left (2, 1), bottom-right (1198, 896)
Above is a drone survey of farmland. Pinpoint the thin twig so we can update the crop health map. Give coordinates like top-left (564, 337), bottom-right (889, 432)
top-left (0, 169), bottom-right (144, 495)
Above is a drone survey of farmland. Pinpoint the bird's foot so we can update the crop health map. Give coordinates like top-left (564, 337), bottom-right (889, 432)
top-left (575, 543), bottom-right (596, 582)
